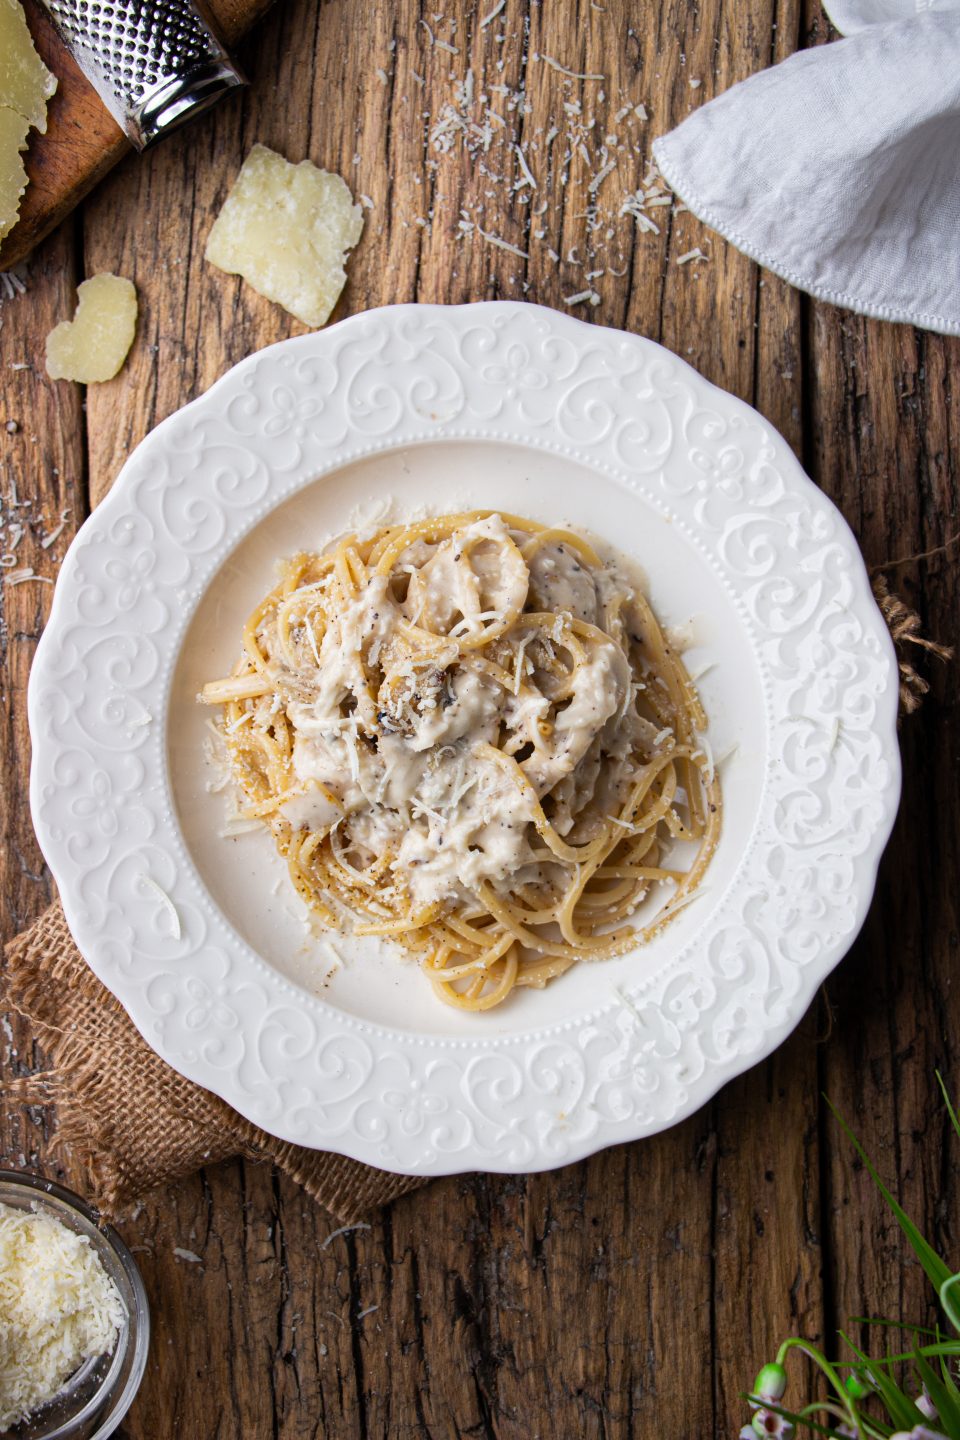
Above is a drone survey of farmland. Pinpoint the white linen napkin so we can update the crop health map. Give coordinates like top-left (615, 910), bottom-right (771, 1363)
top-left (652, 2), bottom-right (960, 335)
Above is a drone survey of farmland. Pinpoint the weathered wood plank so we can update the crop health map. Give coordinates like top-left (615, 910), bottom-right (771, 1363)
top-left (809, 309), bottom-right (960, 1369)
top-left (4, 0), bottom-right (958, 1436)
top-left (0, 222), bottom-right (85, 1177)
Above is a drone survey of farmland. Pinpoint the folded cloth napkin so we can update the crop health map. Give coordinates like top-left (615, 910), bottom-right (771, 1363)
top-left (4, 901), bottom-right (429, 1221)
top-left (652, 1), bottom-right (960, 335)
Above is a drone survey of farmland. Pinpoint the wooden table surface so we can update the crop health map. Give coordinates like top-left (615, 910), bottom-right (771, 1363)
top-left (2, 1), bottom-right (958, 1435)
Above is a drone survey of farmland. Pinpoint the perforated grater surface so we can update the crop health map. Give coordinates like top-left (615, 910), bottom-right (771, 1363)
top-left (35, 0), bottom-right (245, 149)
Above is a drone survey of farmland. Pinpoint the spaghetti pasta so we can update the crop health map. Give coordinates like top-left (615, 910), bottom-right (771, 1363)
top-left (200, 511), bottom-right (721, 1011)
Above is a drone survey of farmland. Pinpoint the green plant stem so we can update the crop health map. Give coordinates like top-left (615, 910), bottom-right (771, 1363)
top-left (775, 1339), bottom-right (862, 1431)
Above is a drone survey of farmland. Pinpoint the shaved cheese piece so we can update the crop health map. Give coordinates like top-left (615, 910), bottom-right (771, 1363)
top-left (321, 938), bottom-right (344, 971)
top-left (563, 288), bottom-right (601, 307)
top-left (0, 1200), bottom-right (124, 1431)
top-left (662, 885), bottom-right (708, 918)
top-left (479, 0), bottom-right (505, 24)
top-left (587, 161), bottom-right (617, 194)
top-left (536, 53), bottom-right (605, 81)
top-left (0, 0), bottom-right (57, 242)
top-left (0, 105), bottom-right (30, 245)
top-left (677, 247), bottom-right (708, 266)
top-left (137, 874), bottom-right (181, 939)
top-left (45, 274), bottom-right (137, 383)
top-left (321, 1222), bottom-right (370, 1249)
top-left (205, 145), bottom-right (364, 329)
top-left (514, 144), bottom-right (537, 190)
top-left (4, 565), bottom-right (50, 584)
top-left (0, 0), bottom-right (57, 133)
top-left (476, 225), bottom-right (528, 258)
top-left (694, 733), bottom-right (715, 785)
top-left (611, 982), bottom-right (645, 1026)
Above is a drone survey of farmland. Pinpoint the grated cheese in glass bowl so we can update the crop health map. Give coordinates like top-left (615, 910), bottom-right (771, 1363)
top-left (0, 1172), bottom-right (149, 1440)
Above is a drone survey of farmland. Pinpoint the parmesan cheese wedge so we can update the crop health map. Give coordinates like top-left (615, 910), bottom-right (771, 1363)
top-left (0, 105), bottom-right (30, 244)
top-left (0, 0), bottom-right (57, 133)
top-left (0, 0), bottom-right (57, 242)
top-left (204, 144), bottom-right (364, 328)
top-left (45, 274), bottom-right (138, 383)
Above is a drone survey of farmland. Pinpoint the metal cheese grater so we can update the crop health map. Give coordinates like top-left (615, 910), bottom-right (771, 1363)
top-left (34, 0), bottom-right (246, 149)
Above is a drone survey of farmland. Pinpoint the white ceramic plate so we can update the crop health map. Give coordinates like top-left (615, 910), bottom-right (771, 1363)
top-left (29, 302), bottom-right (900, 1175)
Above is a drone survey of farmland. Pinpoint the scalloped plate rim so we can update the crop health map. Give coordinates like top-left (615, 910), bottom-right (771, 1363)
top-left (27, 300), bottom-right (901, 1176)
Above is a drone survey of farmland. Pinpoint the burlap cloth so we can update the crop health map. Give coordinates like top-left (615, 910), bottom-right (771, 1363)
top-left (1, 575), bottom-right (951, 1221)
top-left (3, 905), bottom-right (426, 1220)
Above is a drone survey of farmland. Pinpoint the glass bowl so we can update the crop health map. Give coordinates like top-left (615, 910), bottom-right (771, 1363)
top-left (0, 1171), bottom-right (150, 1440)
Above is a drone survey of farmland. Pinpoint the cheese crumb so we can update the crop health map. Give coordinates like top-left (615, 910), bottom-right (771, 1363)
top-left (0, 0), bottom-right (57, 242)
top-left (0, 1201), bottom-right (125, 1430)
top-left (45, 274), bottom-right (138, 383)
top-left (205, 144), bottom-right (364, 329)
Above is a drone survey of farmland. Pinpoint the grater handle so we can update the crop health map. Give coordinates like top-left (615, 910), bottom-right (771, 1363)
top-left (33, 0), bottom-right (246, 150)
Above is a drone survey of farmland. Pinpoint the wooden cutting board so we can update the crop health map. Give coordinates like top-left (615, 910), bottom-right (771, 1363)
top-left (0, 0), bottom-right (274, 269)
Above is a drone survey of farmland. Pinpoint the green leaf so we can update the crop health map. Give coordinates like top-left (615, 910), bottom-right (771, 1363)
top-left (942, 1274), bottom-right (960, 1334)
top-left (914, 1347), bottom-right (960, 1440)
top-left (939, 1331), bottom-right (960, 1402)
top-left (865, 1339), bottom-right (960, 1366)
top-left (838, 1332), bottom-right (925, 1431)
top-left (826, 1097), bottom-right (952, 1294)
top-left (852, 1316), bottom-right (942, 1339)
top-left (936, 1072), bottom-right (960, 1145)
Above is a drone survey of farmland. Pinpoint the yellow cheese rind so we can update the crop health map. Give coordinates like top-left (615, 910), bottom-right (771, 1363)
top-left (205, 144), bottom-right (365, 328)
top-left (0, 0), bottom-right (57, 135)
top-left (0, 104), bottom-right (30, 243)
top-left (45, 274), bottom-right (138, 383)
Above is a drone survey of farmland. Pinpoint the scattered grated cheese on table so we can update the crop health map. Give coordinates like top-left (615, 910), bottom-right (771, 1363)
top-left (476, 226), bottom-right (529, 258)
top-left (536, 53), bottom-right (606, 81)
top-left (563, 288), bottom-right (601, 307)
top-left (173, 1247), bottom-right (202, 1264)
top-left (4, 567), bottom-right (51, 585)
top-left (479, 0), bottom-right (505, 26)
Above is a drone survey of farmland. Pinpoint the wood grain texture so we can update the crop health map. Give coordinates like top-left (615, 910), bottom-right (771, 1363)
top-left (0, 0), bottom-right (277, 270)
top-left (2, 0), bottom-right (959, 1435)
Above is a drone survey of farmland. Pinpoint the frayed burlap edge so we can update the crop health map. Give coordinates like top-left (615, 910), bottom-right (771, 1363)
top-left (3, 903), bottom-right (427, 1221)
top-left (870, 574), bottom-right (954, 721)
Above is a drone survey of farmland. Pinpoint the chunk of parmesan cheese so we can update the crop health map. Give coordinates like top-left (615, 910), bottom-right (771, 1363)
top-left (0, 0), bottom-right (57, 242)
top-left (0, 105), bottom-right (30, 244)
top-left (0, 0), bottom-right (56, 133)
top-left (204, 144), bottom-right (364, 328)
top-left (45, 274), bottom-right (138, 383)
top-left (0, 1201), bottom-right (125, 1431)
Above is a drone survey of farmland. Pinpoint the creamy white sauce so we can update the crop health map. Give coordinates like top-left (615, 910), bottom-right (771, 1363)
top-left (255, 515), bottom-right (656, 908)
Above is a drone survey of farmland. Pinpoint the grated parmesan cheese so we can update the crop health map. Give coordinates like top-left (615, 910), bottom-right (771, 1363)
top-left (563, 288), bottom-right (601, 307)
top-left (536, 53), bottom-right (606, 82)
top-left (137, 875), bottom-right (181, 939)
top-left (0, 1201), bottom-right (125, 1431)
